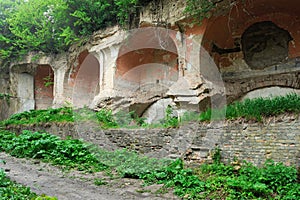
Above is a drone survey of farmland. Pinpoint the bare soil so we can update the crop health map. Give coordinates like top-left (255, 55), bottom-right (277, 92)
top-left (0, 152), bottom-right (179, 200)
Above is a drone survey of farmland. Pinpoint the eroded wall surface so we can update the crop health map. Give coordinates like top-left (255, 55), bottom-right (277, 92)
top-left (6, 116), bottom-right (300, 167)
top-left (198, 0), bottom-right (300, 102)
top-left (2, 0), bottom-right (300, 121)
top-left (0, 67), bottom-right (10, 120)
top-left (34, 65), bottom-right (54, 110)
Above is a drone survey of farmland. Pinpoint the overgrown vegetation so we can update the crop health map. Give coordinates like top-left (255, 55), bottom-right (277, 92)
top-left (0, 105), bottom-right (179, 129)
top-left (2, 93), bottom-right (300, 129)
top-left (0, 0), bottom-right (147, 60)
top-left (0, 167), bottom-right (57, 200)
top-left (0, 128), bottom-right (299, 199)
top-left (0, 0), bottom-right (228, 60)
top-left (0, 130), bottom-right (107, 172)
top-left (0, 107), bottom-right (74, 126)
top-left (200, 93), bottom-right (300, 121)
top-left (185, 0), bottom-right (216, 22)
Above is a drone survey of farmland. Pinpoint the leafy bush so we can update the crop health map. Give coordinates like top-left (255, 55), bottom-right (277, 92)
top-left (0, 107), bottom-right (74, 126)
top-left (96, 109), bottom-right (119, 129)
top-left (162, 106), bottom-right (179, 128)
top-left (0, 130), bottom-right (106, 172)
top-left (199, 160), bottom-right (300, 200)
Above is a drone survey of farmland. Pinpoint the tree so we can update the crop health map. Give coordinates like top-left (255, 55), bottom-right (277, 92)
top-left (0, 0), bottom-right (144, 60)
top-left (0, 0), bottom-right (19, 59)
top-left (7, 0), bottom-right (74, 54)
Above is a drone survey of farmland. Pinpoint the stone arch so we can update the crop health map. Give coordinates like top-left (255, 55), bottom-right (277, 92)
top-left (71, 50), bottom-right (100, 107)
top-left (200, 0), bottom-right (300, 70)
top-left (199, 0), bottom-right (300, 103)
top-left (225, 72), bottom-right (300, 102)
top-left (115, 27), bottom-right (179, 95)
top-left (241, 86), bottom-right (300, 100)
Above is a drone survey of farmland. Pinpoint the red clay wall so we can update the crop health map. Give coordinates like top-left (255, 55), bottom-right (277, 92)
top-left (34, 65), bottom-right (54, 109)
top-left (197, 0), bottom-right (300, 69)
top-left (116, 49), bottom-right (178, 77)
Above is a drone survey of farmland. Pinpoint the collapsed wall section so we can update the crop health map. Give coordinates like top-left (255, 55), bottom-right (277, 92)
top-left (199, 0), bottom-right (300, 102)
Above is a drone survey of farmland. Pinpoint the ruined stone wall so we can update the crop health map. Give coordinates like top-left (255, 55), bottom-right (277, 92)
top-left (7, 116), bottom-right (300, 167)
top-left (3, 0), bottom-right (300, 122)
top-left (0, 70), bottom-right (10, 120)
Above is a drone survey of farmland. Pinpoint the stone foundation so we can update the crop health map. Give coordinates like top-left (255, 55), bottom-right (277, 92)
top-left (6, 116), bottom-right (300, 167)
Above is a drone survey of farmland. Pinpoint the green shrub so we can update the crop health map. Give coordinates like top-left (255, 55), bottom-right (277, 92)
top-left (0, 130), bottom-right (106, 172)
top-left (1, 107), bottom-right (74, 126)
top-left (1, 0), bottom-right (144, 60)
top-left (162, 106), bottom-right (179, 128)
top-left (96, 109), bottom-right (119, 129)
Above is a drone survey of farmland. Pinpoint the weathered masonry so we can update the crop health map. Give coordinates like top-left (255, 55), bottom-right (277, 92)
top-left (7, 116), bottom-right (300, 167)
top-left (1, 0), bottom-right (300, 122)
top-left (1, 0), bottom-right (300, 166)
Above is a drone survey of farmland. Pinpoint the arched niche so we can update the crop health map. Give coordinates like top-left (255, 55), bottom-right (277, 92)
top-left (115, 27), bottom-right (179, 94)
top-left (72, 51), bottom-right (100, 107)
top-left (34, 65), bottom-right (54, 109)
top-left (241, 86), bottom-right (300, 101)
top-left (242, 21), bottom-right (292, 70)
top-left (200, 0), bottom-right (300, 71)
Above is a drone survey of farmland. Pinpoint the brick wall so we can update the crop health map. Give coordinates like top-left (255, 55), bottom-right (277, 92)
top-left (7, 116), bottom-right (300, 167)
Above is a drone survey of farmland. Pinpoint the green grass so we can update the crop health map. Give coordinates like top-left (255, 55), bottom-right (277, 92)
top-left (200, 93), bottom-right (300, 121)
top-left (0, 106), bottom-right (179, 129)
top-left (0, 107), bottom-right (74, 126)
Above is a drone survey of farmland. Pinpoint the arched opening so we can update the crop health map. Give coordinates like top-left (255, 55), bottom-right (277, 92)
top-left (241, 86), bottom-right (300, 101)
top-left (199, 0), bottom-right (300, 102)
top-left (115, 28), bottom-right (179, 95)
top-left (201, 0), bottom-right (300, 71)
top-left (34, 65), bottom-right (54, 109)
top-left (72, 51), bottom-right (100, 107)
top-left (242, 21), bottom-right (292, 70)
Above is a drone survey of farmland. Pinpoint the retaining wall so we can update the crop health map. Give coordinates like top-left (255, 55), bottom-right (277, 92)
top-left (6, 116), bottom-right (300, 167)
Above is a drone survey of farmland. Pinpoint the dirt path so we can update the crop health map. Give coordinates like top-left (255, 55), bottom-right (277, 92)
top-left (0, 152), bottom-right (179, 200)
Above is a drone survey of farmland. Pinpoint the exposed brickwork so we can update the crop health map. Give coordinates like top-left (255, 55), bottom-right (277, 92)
top-left (224, 70), bottom-right (300, 102)
top-left (7, 116), bottom-right (300, 167)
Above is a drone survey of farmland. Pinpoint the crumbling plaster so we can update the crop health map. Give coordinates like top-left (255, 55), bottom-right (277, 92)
top-left (3, 0), bottom-right (300, 119)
